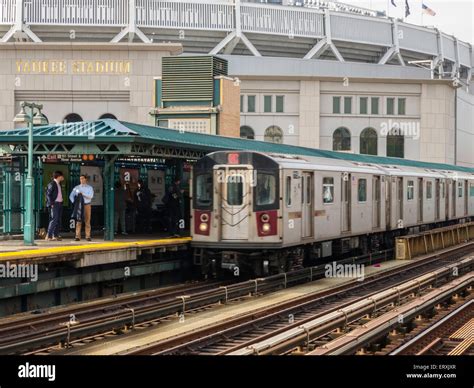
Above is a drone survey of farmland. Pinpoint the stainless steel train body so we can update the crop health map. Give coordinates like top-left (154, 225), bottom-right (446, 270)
top-left (191, 151), bottom-right (474, 275)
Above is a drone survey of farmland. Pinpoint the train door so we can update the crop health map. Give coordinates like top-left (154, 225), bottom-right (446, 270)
top-left (452, 180), bottom-right (456, 218)
top-left (372, 176), bottom-right (380, 228)
top-left (446, 180), bottom-right (450, 220)
top-left (341, 173), bottom-right (351, 232)
top-left (386, 178), bottom-right (391, 229)
top-left (301, 172), bottom-right (313, 238)
top-left (417, 178), bottom-right (423, 223)
top-left (397, 177), bottom-right (403, 225)
top-left (218, 167), bottom-right (251, 240)
top-left (435, 179), bottom-right (440, 220)
top-left (464, 180), bottom-right (469, 216)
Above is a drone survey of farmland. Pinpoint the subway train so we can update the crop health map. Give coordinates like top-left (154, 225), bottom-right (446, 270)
top-left (190, 151), bottom-right (474, 276)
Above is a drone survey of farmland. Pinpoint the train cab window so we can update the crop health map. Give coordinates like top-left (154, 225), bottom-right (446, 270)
top-left (426, 181), bottom-right (433, 199)
top-left (286, 176), bottom-right (292, 207)
top-left (407, 180), bottom-right (414, 200)
top-left (358, 179), bottom-right (367, 202)
top-left (458, 181), bottom-right (463, 198)
top-left (256, 172), bottom-right (276, 206)
top-left (227, 178), bottom-right (244, 206)
top-left (323, 177), bottom-right (334, 203)
top-left (195, 173), bottom-right (213, 208)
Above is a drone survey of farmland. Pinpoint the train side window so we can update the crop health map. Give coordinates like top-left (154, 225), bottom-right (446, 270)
top-left (256, 172), bottom-right (276, 206)
top-left (426, 181), bottom-right (433, 199)
top-left (458, 181), bottom-right (463, 197)
top-left (441, 181), bottom-right (445, 198)
top-left (407, 180), bottom-right (414, 200)
top-left (358, 178), bottom-right (367, 202)
top-left (306, 176), bottom-right (311, 204)
top-left (323, 177), bottom-right (334, 204)
top-left (286, 176), bottom-right (292, 207)
top-left (470, 183), bottom-right (474, 197)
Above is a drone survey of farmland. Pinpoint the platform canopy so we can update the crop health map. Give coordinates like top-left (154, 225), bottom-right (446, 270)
top-left (0, 119), bottom-right (473, 173)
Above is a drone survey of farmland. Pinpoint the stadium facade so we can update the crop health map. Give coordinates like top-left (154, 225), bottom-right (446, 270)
top-left (0, 0), bottom-right (472, 166)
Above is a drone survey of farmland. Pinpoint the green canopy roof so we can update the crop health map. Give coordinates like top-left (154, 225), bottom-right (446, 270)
top-left (0, 119), bottom-right (473, 174)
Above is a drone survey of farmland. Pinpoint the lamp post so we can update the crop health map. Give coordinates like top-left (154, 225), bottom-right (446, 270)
top-left (13, 101), bottom-right (48, 246)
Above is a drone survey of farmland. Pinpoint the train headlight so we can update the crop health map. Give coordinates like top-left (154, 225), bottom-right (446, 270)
top-left (199, 223), bottom-right (209, 232)
top-left (262, 223), bottom-right (271, 233)
top-left (200, 213), bottom-right (210, 223)
top-left (260, 213), bottom-right (270, 223)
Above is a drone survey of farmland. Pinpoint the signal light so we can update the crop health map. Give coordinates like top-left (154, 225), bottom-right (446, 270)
top-left (228, 153), bottom-right (239, 165)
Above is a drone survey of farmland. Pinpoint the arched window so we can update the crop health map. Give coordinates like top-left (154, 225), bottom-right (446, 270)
top-left (264, 126), bottom-right (283, 144)
top-left (387, 130), bottom-right (405, 158)
top-left (240, 126), bottom-right (255, 140)
top-left (360, 127), bottom-right (378, 155)
top-left (64, 113), bottom-right (83, 123)
top-left (333, 127), bottom-right (351, 151)
top-left (99, 113), bottom-right (117, 120)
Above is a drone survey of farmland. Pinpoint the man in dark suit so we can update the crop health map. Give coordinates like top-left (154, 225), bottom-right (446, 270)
top-left (45, 171), bottom-right (64, 241)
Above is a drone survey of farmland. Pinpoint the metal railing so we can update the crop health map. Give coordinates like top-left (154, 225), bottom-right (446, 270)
top-left (241, 2), bottom-right (324, 38)
top-left (0, 0), bottom-right (15, 24)
top-left (135, 0), bottom-right (234, 31)
top-left (24, 0), bottom-right (129, 26)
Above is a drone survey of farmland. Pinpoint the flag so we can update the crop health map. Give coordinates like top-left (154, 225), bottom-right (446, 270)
top-left (391, 0), bottom-right (397, 6)
top-left (405, 0), bottom-right (410, 17)
top-left (422, 3), bottom-right (436, 16)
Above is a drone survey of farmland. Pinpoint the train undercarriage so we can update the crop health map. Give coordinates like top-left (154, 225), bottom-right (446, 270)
top-left (194, 217), bottom-right (472, 278)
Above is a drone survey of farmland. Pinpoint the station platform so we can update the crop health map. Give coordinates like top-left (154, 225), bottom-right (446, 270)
top-left (0, 235), bottom-right (191, 266)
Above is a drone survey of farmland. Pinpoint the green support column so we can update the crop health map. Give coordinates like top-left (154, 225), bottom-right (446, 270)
top-left (34, 157), bottom-right (44, 231)
top-left (2, 166), bottom-right (12, 234)
top-left (104, 156), bottom-right (117, 241)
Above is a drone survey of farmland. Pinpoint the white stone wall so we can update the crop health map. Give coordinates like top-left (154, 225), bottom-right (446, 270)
top-left (419, 83), bottom-right (456, 165)
top-left (456, 88), bottom-right (474, 167)
top-left (239, 79), bottom-right (300, 145)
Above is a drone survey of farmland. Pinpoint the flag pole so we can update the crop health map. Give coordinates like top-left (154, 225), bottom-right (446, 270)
top-left (421, 0), bottom-right (424, 26)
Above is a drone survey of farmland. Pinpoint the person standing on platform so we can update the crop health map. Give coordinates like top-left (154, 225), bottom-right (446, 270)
top-left (70, 174), bottom-right (94, 241)
top-left (114, 181), bottom-right (128, 235)
top-left (135, 179), bottom-right (153, 234)
top-left (167, 177), bottom-right (183, 238)
top-left (45, 171), bottom-right (65, 241)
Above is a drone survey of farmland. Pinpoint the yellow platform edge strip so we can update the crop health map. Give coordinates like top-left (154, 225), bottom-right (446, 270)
top-left (0, 237), bottom-right (192, 261)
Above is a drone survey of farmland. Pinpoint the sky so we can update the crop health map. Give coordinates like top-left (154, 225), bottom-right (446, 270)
top-left (341, 0), bottom-right (473, 43)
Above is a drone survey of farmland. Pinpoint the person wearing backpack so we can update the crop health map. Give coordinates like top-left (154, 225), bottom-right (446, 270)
top-left (45, 171), bottom-right (65, 241)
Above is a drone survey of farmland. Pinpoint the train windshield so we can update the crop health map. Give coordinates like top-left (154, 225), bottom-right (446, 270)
top-left (195, 173), bottom-right (213, 208)
top-left (256, 172), bottom-right (276, 206)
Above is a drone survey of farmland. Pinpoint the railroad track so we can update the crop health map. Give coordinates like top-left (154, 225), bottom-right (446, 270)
top-left (118, 243), bottom-right (474, 355)
top-left (0, 250), bottom-right (392, 355)
top-left (303, 274), bottom-right (472, 355)
top-left (390, 299), bottom-right (474, 356)
top-left (0, 280), bottom-right (227, 355)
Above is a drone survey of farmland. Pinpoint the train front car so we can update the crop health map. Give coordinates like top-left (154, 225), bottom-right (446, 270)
top-left (191, 151), bottom-right (281, 277)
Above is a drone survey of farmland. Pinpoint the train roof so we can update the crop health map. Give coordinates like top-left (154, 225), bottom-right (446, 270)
top-left (204, 150), bottom-right (474, 179)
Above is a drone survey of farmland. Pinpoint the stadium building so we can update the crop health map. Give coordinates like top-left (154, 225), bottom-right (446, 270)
top-left (0, 0), bottom-right (472, 166)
